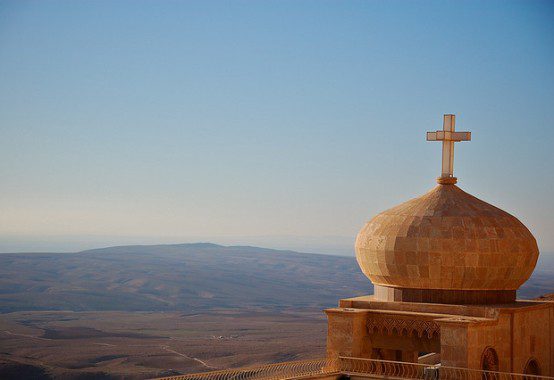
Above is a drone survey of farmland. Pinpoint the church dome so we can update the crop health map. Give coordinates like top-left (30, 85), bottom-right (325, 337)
top-left (355, 183), bottom-right (539, 291)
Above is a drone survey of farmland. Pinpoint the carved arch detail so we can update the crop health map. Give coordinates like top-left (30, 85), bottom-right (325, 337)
top-left (366, 318), bottom-right (440, 339)
top-left (481, 346), bottom-right (499, 373)
top-left (523, 358), bottom-right (541, 376)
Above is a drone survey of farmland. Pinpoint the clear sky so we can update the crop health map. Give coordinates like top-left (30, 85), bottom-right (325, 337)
top-left (0, 0), bottom-right (553, 255)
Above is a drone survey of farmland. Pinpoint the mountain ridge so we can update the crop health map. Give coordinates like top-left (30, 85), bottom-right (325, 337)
top-left (0, 243), bottom-right (370, 313)
top-left (77, 242), bottom-right (327, 257)
top-left (0, 242), bottom-right (552, 314)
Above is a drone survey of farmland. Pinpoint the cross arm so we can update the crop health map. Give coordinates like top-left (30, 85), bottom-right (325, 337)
top-left (427, 131), bottom-right (471, 142)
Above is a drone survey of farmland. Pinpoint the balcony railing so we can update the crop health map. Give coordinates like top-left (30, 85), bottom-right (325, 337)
top-left (339, 357), bottom-right (554, 380)
top-left (153, 356), bottom-right (554, 380)
top-left (153, 358), bottom-right (336, 380)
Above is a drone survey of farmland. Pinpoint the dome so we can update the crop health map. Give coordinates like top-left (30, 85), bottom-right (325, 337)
top-left (355, 183), bottom-right (539, 291)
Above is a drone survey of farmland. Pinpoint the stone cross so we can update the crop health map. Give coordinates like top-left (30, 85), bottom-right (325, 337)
top-left (426, 114), bottom-right (471, 180)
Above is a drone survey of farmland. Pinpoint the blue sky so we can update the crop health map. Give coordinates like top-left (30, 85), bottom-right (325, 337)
top-left (0, 0), bottom-right (553, 255)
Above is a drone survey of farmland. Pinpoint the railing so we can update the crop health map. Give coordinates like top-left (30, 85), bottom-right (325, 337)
top-left (340, 357), bottom-right (554, 380)
top-left (154, 356), bottom-right (554, 380)
top-left (153, 358), bottom-right (338, 380)
top-left (341, 356), bottom-right (424, 379)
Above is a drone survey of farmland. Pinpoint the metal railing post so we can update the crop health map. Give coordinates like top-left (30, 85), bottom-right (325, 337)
top-left (424, 366), bottom-right (439, 380)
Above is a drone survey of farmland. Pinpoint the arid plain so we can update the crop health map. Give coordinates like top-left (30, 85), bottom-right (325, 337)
top-left (1, 309), bottom-right (327, 379)
top-left (1, 244), bottom-right (552, 379)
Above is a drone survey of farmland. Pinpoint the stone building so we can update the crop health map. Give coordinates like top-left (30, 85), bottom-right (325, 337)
top-left (325, 114), bottom-right (553, 375)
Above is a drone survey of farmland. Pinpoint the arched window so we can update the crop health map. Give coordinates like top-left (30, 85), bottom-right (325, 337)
top-left (481, 347), bottom-right (499, 380)
top-left (524, 358), bottom-right (541, 376)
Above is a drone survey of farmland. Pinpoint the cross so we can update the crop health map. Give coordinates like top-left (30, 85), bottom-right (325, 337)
top-left (426, 114), bottom-right (471, 181)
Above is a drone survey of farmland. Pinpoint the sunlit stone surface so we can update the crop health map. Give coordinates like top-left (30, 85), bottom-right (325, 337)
top-left (355, 184), bottom-right (539, 292)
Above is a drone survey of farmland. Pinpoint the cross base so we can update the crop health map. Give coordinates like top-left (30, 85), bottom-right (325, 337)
top-left (437, 176), bottom-right (457, 185)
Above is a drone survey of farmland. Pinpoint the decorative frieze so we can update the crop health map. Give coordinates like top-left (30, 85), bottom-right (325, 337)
top-left (367, 318), bottom-right (440, 339)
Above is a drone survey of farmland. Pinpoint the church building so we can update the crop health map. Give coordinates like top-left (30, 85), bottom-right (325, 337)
top-left (325, 114), bottom-right (553, 375)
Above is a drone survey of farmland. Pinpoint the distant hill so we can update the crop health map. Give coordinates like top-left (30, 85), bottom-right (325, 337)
top-left (520, 252), bottom-right (554, 299)
top-left (0, 243), bottom-right (370, 313)
top-left (0, 243), bottom-right (551, 313)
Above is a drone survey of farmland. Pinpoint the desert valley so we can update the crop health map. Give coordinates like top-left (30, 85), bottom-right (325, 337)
top-left (1, 244), bottom-right (552, 379)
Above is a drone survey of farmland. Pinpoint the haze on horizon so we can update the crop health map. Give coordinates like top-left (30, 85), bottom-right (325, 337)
top-left (1, 1), bottom-right (553, 255)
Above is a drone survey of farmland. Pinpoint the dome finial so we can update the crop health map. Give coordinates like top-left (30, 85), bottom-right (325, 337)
top-left (426, 114), bottom-right (471, 184)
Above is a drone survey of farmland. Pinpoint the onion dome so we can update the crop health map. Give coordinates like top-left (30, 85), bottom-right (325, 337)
top-left (355, 184), bottom-right (539, 291)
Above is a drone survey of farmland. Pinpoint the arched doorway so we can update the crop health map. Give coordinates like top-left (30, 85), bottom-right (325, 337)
top-left (524, 358), bottom-right (541, 376)
top-left (481, 347), bottom-right (499, 380)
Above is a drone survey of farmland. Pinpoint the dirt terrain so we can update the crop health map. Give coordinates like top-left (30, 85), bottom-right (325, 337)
top-left (0, 309), bottom-right (327, 379)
